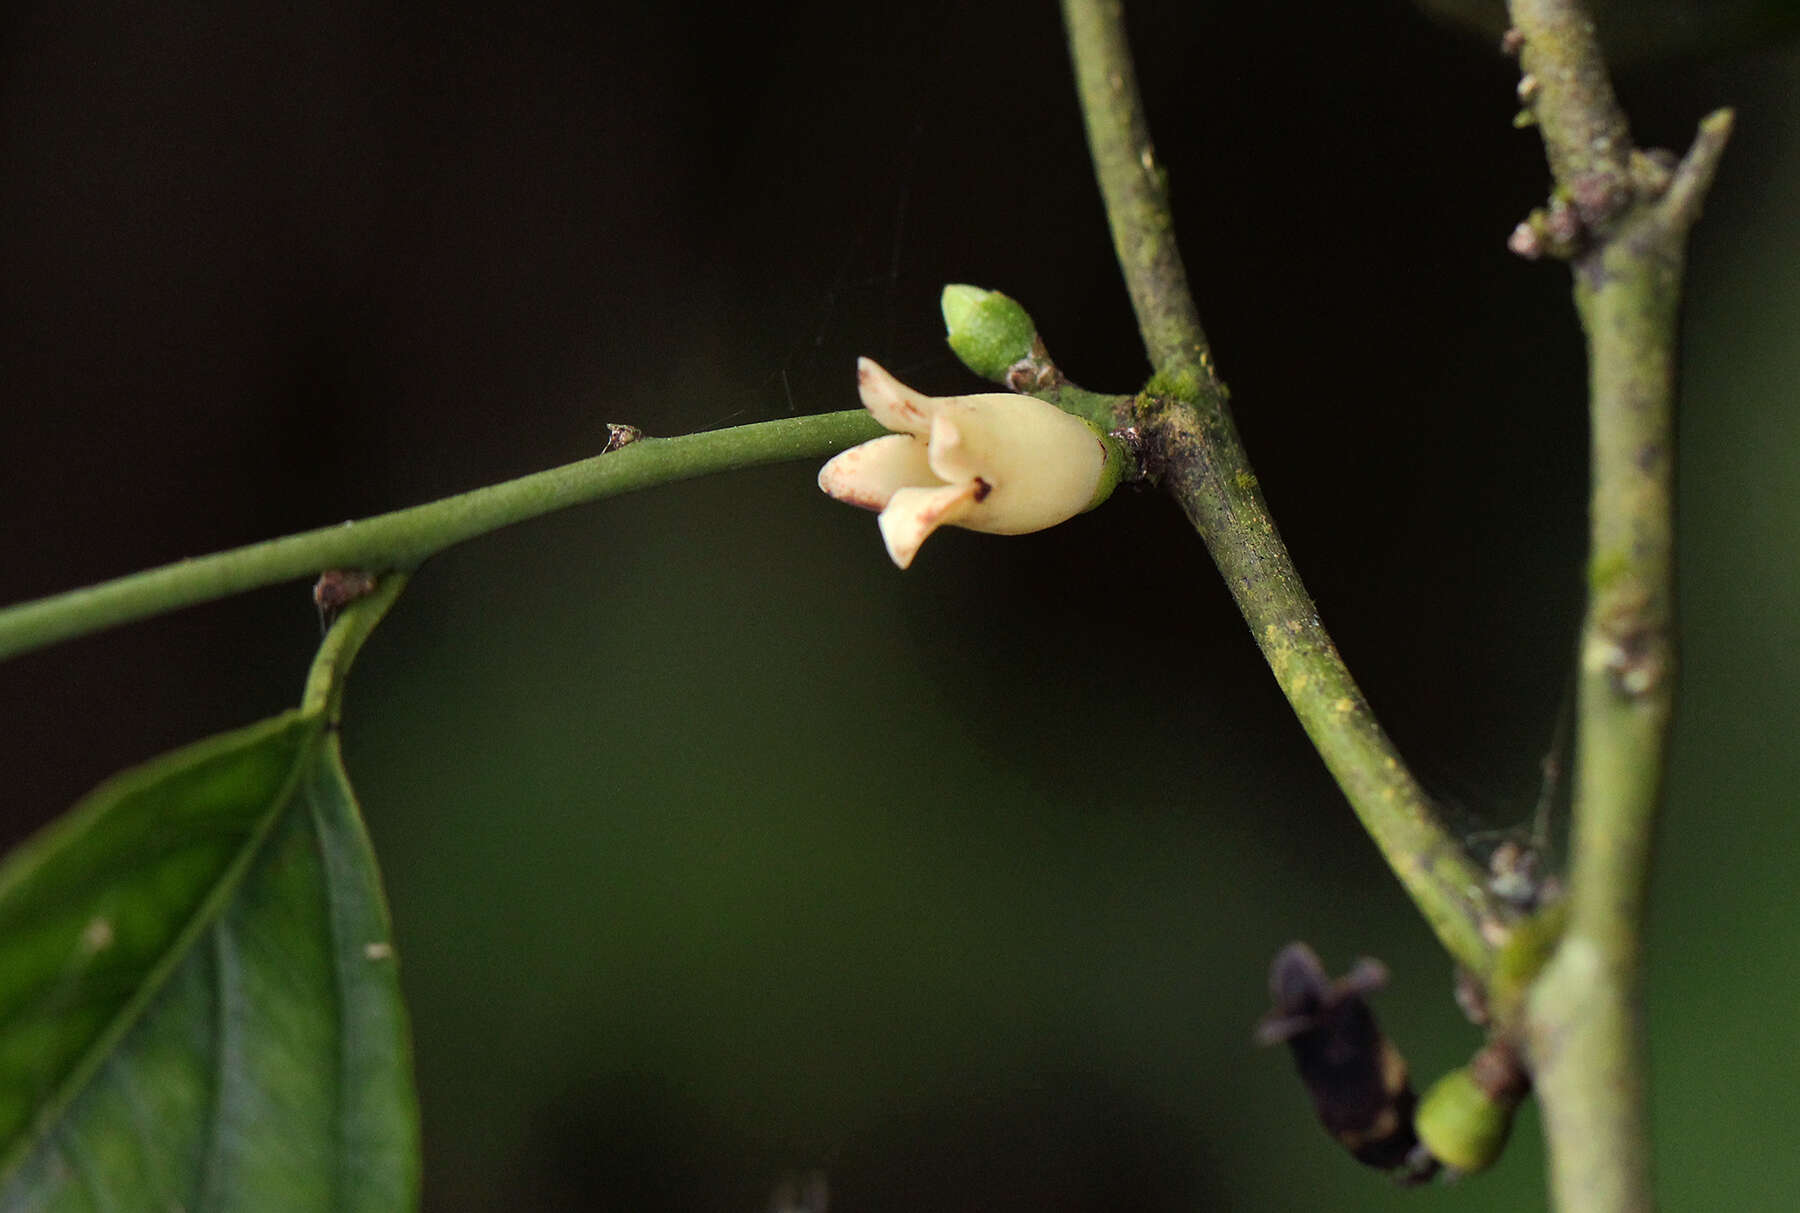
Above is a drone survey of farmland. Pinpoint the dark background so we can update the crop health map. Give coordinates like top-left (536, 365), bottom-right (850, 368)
top-left (2, 2), bottom-right (1795, 1209)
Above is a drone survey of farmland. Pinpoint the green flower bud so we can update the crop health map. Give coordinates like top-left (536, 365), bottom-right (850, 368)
top-left (940, 284), bottom-right (1038, 383)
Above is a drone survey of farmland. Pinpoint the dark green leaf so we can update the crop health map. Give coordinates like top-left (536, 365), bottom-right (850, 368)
top-left (0, 712), bottom-right (419, 1211)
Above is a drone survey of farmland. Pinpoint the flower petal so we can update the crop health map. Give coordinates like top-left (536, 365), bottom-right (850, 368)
top-left (923, 409), bottom-right (978, 484)
top-left (924, 395), bottom-right (1105, 535)
top-left (856, 358), bottom-right (937, 435)
top-left (877, 480), bottom-right (983, 568)
top-left (818, 434), bottom-right (938, 511)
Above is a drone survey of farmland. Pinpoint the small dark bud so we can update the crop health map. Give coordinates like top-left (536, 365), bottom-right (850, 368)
top-left (1257, 944), bottom-right (1437, 1183)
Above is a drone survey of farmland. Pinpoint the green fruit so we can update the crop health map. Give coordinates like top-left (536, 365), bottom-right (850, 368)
top-left (1415, 1066), bottom-right (1516, 1175)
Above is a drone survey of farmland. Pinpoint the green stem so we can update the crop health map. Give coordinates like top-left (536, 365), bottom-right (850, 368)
top-left (1525, 247), bottom-right (1675, 1213)
top-left (1063, 0), bottom-right (1507, 974)
top-left (1138, 393), bottom-right (1503, 975)
top-left (0, 411), bottom-right (881, 662)
top-left (1511, 0), bottom-right (1631, 202)
top-left (1061, 0), bottom-right (1215, 392)
top-left (1505, 3), bottom-right (1733, 1209)
top-left (301, 571), bottom-right (412, 721)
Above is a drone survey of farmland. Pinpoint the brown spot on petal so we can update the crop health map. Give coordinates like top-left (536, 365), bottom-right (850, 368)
top-left (972, 477), bottom-right (992, 503)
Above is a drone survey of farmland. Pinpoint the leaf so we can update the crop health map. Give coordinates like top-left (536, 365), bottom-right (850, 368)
top-left (0, 581), bottom-right (418, 1211)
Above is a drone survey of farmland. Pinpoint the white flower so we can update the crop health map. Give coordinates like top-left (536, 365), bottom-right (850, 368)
top-left (818, 358), bottom-right (1115, 568)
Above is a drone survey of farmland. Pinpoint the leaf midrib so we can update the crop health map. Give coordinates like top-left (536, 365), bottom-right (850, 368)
top-left (0, 714), bottom-right (326, 1188)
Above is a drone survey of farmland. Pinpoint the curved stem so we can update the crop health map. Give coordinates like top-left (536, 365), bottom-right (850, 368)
top-left (1140, 393), bottom-right (1503, 975)
top-left (1062, 0), bottom-right (1507, 974)
top-left (0, 411), bottom-right (881, 662)
top-left (1506, 4), bottom-right (1732, 1210)
top-left (302, 571), bottom-right (411, 722)
top-left (1061, 0), bottom-right (1215, 393)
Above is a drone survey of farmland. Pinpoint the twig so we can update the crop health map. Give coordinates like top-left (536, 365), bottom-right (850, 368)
top-left (1505, 3), bottom-right (1733, 1210)
top-left (0, 410), bottom-right (882, 661)
top-left (1061, 0), bottom-right (1213, 390)
top-left (1512, 0), bottom-right (1631, 209)
top-left (1061, 0), bottom-right (1510, 976)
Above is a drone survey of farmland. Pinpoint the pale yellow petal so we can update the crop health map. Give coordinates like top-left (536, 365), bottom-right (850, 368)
top-left (926, 394), bottom-right (1105, 535)
top-left (922, 411), bottom-right (976, 483)
top-left (877, 480), bottom-right (983, 568)
top-left (818, 434), bottom-right (938, 511)
top-left (856, 357), bottom-right (937, 436)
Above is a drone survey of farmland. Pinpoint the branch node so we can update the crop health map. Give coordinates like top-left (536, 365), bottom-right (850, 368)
top-left (1106, 423), bottom-right (1151, 481)
top-left (1509, 197), bottom-right (1586, 261)
top-left (1568, 170), bottom-right (1632, 230)
top-left (1585, 618), bottom-right (1670, 700)
top-left (1004, 342), bottom-right (1066, 394)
